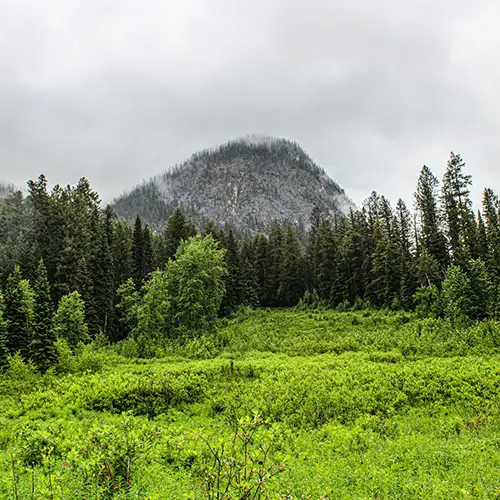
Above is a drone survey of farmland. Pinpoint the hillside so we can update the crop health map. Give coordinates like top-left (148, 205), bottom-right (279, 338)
top-left (113, 137), bottom-right (355, 233)
top-left (0, 183), bottom-right (15, 198)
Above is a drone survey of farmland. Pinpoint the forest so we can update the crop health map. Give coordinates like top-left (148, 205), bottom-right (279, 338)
top-left (0, 152), bottom-right (499, 498)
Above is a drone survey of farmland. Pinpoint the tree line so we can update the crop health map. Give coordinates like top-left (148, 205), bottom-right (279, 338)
top-left (0, 151), bottom-right (499, 369)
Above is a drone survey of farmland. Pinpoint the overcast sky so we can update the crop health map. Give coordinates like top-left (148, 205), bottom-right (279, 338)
top-left (1, 0), bottom-right (499, 207)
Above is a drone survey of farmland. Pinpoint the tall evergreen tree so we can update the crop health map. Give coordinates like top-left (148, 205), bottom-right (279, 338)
top-left (0, 293), bottom-right (7, 368)
top-left (132, 215), bottom-right (144, 288)
top-left (394, 199), bottom-right (417, 308)
top-left (143, 225), bottom-right (155, 279)
top-left (441, 152), bottom-right (476, 265)
top-left (239, 236), bottom-right (259, 307)
top-left (253, 234), bottom-right (270, 306)
top-left (160, 208), bottom-right (196, 265)
top-left (278, 227), bottom-right (306, 306)
top-left (482, 188), bottom-right (500, 317)
top-left (31, 260), bottom-right (56, 371)
top-left (414, 165), bottom-right (448, 276)
top-left (267, 220), bottom-right (283, 305)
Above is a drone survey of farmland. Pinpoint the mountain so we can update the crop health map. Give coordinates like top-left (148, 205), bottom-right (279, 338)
top-left (113, 136), bottom-right (355, 234)
top-left (0, 183), bottom-right (15, 198)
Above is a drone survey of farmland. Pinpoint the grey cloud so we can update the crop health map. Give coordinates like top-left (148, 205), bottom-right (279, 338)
top-left (0, 0), bottom-right (499, 207)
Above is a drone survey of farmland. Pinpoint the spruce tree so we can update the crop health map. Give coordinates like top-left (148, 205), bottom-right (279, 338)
top-left (414, 165), bottom-right (448, 276)
top-left (31, 260), bottom-right (56, 372)
top-left (394, 199), bottom-right (417, 309)
top-left (441, 152), bottom-right (476, 265)
top-left (238, 236), bottom-right (259, 307)
top-left (267, 219), bottom-right (283, 305)
top-left (161, 208), bottom-right (196, 263)
top-left (279, 227), bottom-right (306, 306)
top-left (143, 225), bottom-right (155, 279)
top-left (132, 215), bottom-right (144, 288)
top-left (253, 234), bottom-right (270, 306)
top-left (221, 230), bottom-right (242, 314)
top-left (482, 188), bottom-right (500, 317)
top-left (3, 265), bottom-right (34, 359)
top-left (0, 293), bottom-right (7, 368)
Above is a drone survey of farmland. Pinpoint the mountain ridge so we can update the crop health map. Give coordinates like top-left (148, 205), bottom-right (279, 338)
top-left (113, 137), bottom-right (355, 234)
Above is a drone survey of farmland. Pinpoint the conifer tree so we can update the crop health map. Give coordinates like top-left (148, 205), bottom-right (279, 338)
top-left (415, 165), bottom-right (448, 276)
top-left (253, 234), bottom-right (270, 305)
top-left (221, 230), bottom-right (242, 314)
top-left (132, 215), bottom-right (144, 288)
top-left (0, 293), bottom-right (7, 368)
top-left (267, 220), bottom-right (283, 305)
top-left (441, 152), bottom-right (476, 265)
top-left (311, 219), bottom-right (337, 301)
top-left (3, 265), bottom-right (34, 359)
top-left (87, 212), bottom-right (115, 338)
top-left (279, 227), bottom-right (306, 306)
top-left (482, 188), bottom-right (500, 317)
top-left (113, 220), bottom-right (133, 287)
top-left (161, 208), bottom-right (196, 263)
top-left (239, 236), bottom-right (259, 307)
top-left (143, 225), bottom-right (155, 279)
top-left (394, 199), bottom-right (417, 309)
top-left (31, 259), bottom-right (56, 371)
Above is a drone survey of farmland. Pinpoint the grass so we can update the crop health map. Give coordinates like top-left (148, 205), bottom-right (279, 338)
top-left (0, 308), bottom-right (499, 498)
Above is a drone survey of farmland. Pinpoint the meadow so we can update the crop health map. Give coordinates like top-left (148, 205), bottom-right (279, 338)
top-left (1, 308), bottom-right (499, 499)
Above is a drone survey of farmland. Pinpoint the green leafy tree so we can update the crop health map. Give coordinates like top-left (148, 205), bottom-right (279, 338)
top-left (30, 260), bottom-right (56, 371)
top-left (442, 265), bottom-right (472, 321)
top-left (134, 235), bottom-right (227, 341)
top-left (115, 278), bottom-right (140, 340)
top-left (3, 265), bottom-right (34, 359)
top-left (52, 291), bottom-right (90, 350)
top-left (167, 235), bottom-right (227, 334)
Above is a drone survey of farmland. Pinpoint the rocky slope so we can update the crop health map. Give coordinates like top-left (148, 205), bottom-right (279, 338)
top-left (113, 137), bottom-right (355, 233)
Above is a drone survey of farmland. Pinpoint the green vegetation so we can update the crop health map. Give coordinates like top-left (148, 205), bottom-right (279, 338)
top-left (1, 308), bottom-right (499, 498)
top-left (1, 154), bottom-right (500, 497)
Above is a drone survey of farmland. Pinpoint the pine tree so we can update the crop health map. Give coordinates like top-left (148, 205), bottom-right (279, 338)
top-left (441, 152), bottom-right (476, 265)
top-left (253, 234), bottom-right (270, 306)
top-left (414, 165), bottom-right (448, 277)
top-left (221, 230), bottom-right (242, 314)
top-left (143, 225), bottom-right (155, 279)
top-left (267, 220), bottom-right (283, 305)
top-left (0, 293), bottom-right (7, 368)
top-left (112, 220), bottom-right (133, 287)
top-left (87, 211), bottom-right (115, 338)
top-left (279, 227), bottom-right (306, 306)
top-left (311, 219), bottom-right (337, 302)
top-left (161, 208), bottom-right (196, 264)
top-left (31, 260), bottom-right (56, 372)
top-left (132, 215), bottom-right (144, 288)
top-left (482, 188), bottom-right (500, 317)
top-left (239, 236), bottom-right (259, 307)
top-left (394, 199), bottom-right (417, 309)
top-left (3, 265), bottom-right (34, 359)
